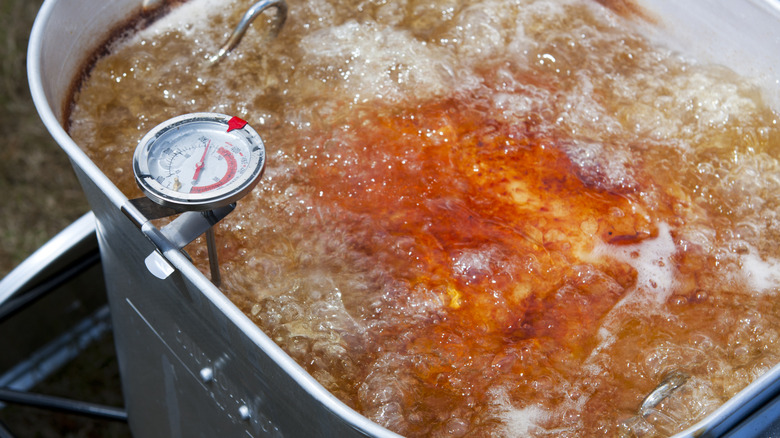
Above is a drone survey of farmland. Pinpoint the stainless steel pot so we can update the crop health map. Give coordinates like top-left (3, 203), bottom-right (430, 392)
top-left (26, 0), bottom-right (780, 436)
top-left (27, 1), bottom-right (398, 436)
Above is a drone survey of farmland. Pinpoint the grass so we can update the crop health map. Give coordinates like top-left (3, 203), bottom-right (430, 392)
top-left (0, 0), bottom-right (90, 277)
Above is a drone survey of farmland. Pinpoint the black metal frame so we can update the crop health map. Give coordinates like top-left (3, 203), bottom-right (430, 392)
top-left (0, 249), bottom-right (127, 436)
top-left (0, 250), bottom-right (100, 324)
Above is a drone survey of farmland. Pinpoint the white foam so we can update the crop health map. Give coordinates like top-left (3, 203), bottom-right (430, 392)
top-left (592, 222), bottom-right (678, 306)
top-left (299, 20), bottom-right (455, 104)
top-left (556, 74), bottom-right (624, 139)
top-left (588, 326), bottom-right (618, 358)
top-left (562, 138), bottom-right (637, 191)
top-left (501, 406), bottom-right (548, 437)
top-left (120, 0), bottom-right (236, 47)
top-left (488, 387), bottom-right (550, 437)
top-left (668, 71), bottom-right (758, 129)
top-left (447, 0), bottom-right (518, 63)
top-left (737, 248), bottom-right (780, 293)
top-left (585, 223), bottom-right (678, 366)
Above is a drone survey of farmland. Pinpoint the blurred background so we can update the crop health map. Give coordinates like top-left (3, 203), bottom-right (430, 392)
top-left (0, 0), bottom-right (88, 275)
top-left (0, 0), bottom-right (131, 436)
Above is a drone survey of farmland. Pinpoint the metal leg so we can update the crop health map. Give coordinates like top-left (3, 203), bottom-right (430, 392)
top-left (0, 250), bottom-right (100, 324)
top-left (0, 418), bottom-right (13, 438)
top-left (0, 388), bottom-right (127, 422)
top-left (205, 227), bottom-right (221, 287)
top-left (0, 221), bottom-right (127, 432)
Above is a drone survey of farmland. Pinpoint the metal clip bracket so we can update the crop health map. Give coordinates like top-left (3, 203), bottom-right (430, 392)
top-left (128, 197), bottom-right (235, 286)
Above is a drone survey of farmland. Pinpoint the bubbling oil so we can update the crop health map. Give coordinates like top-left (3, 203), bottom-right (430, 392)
top-left (68, 0), bottom-right (780, 436)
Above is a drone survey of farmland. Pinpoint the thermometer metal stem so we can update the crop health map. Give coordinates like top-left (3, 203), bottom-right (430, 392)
top-left (132, 113), bottom-right (266, 286)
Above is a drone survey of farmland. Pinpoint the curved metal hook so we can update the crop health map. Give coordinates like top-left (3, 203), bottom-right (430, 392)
top-left (141, 0), bottom-right (164, 12)
top-left (209, 0), bottom-right (288, 64)
top-left (639, 371), bottom-right (689, 416)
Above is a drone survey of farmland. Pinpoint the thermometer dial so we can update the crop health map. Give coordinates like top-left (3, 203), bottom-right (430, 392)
top-left (133, 113), bottom-right (266, 211)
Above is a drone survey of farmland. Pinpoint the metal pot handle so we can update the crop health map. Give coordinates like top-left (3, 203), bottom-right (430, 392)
top-left (209, 0), bottom-right (288, 64)
top-left (639, 371), bottom-right (689, 416)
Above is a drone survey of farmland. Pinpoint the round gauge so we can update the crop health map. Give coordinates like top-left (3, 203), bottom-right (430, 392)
top-left (133, 113), bottom-right (266, 211)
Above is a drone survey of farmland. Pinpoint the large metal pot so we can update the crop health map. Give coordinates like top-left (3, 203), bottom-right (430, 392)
top-left (27, 1), bottom-right (397, 436)
top-left (26, 0), bottom-right (780, 436)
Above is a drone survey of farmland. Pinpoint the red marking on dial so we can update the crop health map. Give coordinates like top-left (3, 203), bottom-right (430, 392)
top-left (192, 139), bottom-right (211, 182)
top-left (227, 117), bottom-right (248, 132)
top-left (190, 147), bottom-right (238, 193)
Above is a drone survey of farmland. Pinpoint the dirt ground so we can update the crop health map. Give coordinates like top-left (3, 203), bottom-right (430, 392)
top-left (0, 0), bottom-right (132, 436)
top-left (0, 0), bottom-right (90, 277)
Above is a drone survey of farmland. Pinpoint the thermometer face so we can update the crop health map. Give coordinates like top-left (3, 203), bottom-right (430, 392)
top-left (133, 113), bottom-right (266, 211)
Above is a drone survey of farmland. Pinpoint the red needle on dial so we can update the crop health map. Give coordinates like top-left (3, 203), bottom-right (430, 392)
top-left (192, 140), bottom-right (211, 182)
